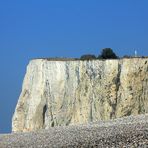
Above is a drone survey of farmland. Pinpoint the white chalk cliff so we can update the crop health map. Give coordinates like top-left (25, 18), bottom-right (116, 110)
top-left (12, 58), bottom-right (148, 132)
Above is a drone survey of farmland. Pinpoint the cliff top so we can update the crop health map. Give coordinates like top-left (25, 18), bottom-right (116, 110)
top-left (32, 57), bottom-right (148, 61)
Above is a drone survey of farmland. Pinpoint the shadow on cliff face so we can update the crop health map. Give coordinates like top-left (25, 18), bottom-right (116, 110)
top-left (43, 104), bottom-right (47, 126)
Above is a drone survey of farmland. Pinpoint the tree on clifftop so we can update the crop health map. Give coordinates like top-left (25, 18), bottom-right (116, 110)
top-left (98, 48), bottom-right (118, 59)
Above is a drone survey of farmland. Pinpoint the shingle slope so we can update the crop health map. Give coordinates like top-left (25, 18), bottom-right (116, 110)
top-left (0, 114), bottom-right (148, 148)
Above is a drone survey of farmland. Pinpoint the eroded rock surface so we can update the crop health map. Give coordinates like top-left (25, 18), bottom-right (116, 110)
top-left (12, 58), bottom-right (148, 132)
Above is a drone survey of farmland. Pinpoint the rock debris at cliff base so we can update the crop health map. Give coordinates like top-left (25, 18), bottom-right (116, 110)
top-left (1, 114), bottom-right (148, 148)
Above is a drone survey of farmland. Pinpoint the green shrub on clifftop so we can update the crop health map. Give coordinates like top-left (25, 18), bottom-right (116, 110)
top-left (98, 48), bottom-right (118, 59)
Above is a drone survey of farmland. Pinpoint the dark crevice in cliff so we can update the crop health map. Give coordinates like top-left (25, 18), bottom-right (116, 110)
top-left (116, 62), bottom-right (122, 92)
top-left (44, 80), bottom-right (54, 127)
top-left (76, 67), bottom-right (80, 84)
top-left (65, 62), bottom-right (70, 80)
top-left (89, 99), bottom-right (93, 122)
top-left (66, 116), bottom-right (72, 126)
top-left (111, 62), bottom-right (122, 119)
top-left (116, 62), bottom-right (122, 114)
top-left (43, 104), bottom-right (47, 126)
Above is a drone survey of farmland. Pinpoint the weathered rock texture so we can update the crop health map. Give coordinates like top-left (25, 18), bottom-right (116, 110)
top-left (12, 58), bottom-right (148, 132)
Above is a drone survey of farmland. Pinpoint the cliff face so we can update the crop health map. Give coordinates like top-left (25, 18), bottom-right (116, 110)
top-left (12, 58), bottom-right (148, 132)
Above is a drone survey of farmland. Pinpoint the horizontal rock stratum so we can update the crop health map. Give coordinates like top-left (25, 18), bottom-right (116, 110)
top-left (12, 58), bottom-right (148, 132)
top-left (1, 114), bottom-right (148, 147)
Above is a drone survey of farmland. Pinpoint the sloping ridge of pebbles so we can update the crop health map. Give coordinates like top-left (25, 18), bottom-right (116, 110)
top-left (0, 114), bottom-right (148, 147)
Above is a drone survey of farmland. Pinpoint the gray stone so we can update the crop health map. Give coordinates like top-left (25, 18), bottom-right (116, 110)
top-left (1, 114), bottom-right (148, 147)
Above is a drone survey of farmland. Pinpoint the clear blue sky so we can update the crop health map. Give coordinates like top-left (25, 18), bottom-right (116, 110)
top-left (0, 0), bottom-right (148, 133)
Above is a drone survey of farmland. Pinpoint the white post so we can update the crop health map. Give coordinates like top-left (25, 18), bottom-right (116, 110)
top-left (134, 50), bottom-right (137, 57)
